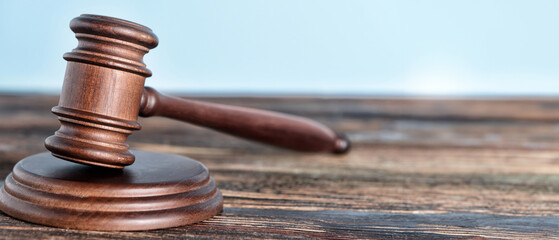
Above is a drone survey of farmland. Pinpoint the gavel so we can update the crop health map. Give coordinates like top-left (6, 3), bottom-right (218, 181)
top-left (0, 14), bottom-right (352, 231)
top-left (43, 14), bottom-right (349, 169)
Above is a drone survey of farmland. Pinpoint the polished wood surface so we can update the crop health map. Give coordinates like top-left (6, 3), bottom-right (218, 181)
top-left (46, 14), bottom-right (347, 169)
top-left (44, 14), bottom-right (159, 168)
top-left (0, 150), bottom-right (222, 231)
top-left (140, 87), bottom-right (349, 153)
top-left (2, 95), bottom-right (559, 238)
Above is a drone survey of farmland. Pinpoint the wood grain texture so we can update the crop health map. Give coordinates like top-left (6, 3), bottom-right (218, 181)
top-left (44, 14), bottom-right (158, 168)
top-left (46, 14), bottom-right (346, 169)
top-left (0, 150), bottom-right (222, 231)
top-left (140, 87), bottom-right (349, 153)
top-left (2, 95), bottom-right (559, 238)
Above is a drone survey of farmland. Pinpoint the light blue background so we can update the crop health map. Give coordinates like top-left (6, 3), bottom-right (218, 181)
top-left (1, 0), bottom-right (558, 95)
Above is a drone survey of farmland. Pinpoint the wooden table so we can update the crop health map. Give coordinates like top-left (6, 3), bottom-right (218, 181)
top-left (1, 94), bottom-right (559, 239)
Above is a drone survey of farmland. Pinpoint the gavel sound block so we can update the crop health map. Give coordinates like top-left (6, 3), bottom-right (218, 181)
top-left (0, 15), bottom-right (350, 231)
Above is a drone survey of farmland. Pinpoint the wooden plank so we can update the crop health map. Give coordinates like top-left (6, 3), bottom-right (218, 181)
top-left (1, 94), bottom-right (559, 239)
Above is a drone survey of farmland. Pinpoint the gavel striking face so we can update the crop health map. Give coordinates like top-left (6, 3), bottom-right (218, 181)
top-left (44, 14), bottom-right (349, 169)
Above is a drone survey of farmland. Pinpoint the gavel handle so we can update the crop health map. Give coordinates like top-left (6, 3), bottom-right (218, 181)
top-left (139, 87), bottom-right (349, 153)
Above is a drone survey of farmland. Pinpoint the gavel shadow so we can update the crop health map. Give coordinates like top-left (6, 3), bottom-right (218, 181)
top-left (47, 164), bottom-right (130, 183)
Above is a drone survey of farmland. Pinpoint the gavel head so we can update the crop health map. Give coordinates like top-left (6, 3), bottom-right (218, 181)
top-left (44, 14), bottom-right (158, 168)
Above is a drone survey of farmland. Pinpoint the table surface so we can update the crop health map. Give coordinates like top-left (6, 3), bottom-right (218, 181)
top-left (1, 94), bottom-right (559, 239)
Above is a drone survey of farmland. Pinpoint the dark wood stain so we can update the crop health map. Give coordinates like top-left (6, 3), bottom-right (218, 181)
top-left (1, 94), bottom-right (559, 238)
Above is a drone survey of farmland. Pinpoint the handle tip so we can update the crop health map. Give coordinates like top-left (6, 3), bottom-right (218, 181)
top-left (333, 134), bottom-right (351, 154)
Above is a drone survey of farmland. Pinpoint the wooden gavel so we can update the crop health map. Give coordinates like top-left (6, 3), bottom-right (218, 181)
top-left (44, 14), bottom-right (350, 169)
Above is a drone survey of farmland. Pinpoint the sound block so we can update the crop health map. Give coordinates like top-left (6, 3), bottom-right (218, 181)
top-left (0, 150), bottom-right (223, 231)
